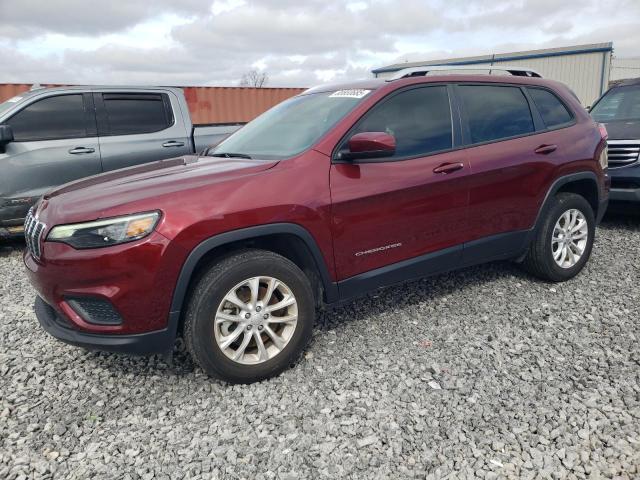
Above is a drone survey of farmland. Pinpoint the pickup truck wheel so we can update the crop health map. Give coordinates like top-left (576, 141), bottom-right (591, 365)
top-left (184, 249), bottom-right (314, 384)
top-left (522, 193), bottom-right (595, 282)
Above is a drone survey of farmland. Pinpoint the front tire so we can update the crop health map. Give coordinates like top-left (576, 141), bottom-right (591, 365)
top-left (184, 249), bottom-right (315, 384)
top-left (522, 193), bottom-right (595, 282)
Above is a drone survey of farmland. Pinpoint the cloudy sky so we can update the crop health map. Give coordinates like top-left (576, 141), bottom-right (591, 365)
top-left (1, 0), bottom-right (639, 87)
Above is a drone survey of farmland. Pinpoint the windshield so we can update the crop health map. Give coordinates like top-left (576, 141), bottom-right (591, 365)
top-left (210, 90), bottom-right (372, 159)
top-left (0, 95), bottom-right (27, 117)
top-left (591, 85), bottom-right (640, 122)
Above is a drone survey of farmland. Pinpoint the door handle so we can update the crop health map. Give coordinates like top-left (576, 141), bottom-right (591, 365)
top-left (433, 162), bottom-right (464, 174)
top-left (68, 147), bottom-right (95, 154)
top-left (534, 144), bottom-right (557, 155)
top-left (162, 141), bottom-right (185, 148)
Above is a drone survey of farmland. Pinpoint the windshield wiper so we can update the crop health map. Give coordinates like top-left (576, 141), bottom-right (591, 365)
top-left (209, 152), bottom-right (252, 159)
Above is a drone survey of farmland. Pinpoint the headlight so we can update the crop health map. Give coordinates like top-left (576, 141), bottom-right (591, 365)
top-left (599, 148), bottom-right (608, 169)
top-left (47, 211), bottom-right (160, 249)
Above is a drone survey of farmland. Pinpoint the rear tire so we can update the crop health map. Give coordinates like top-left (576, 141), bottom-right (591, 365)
top-left (522, 193), bottom-right (595, 282)
top-left (184, 249), bottom-right (315, 384)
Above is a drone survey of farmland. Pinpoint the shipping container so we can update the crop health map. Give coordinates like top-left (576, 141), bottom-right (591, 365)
top-left (0, 84), bottom-right (306, 125)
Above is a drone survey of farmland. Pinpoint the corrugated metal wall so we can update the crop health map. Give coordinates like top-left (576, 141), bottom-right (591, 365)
top-left (0, 84), bottom-right (306, 124)
top-left (376, 52), bottom-right (610, 106)
top-left (610, 57), bottom-right (640, 82)
top-left (489, 52), bottom-right (610, 106)
top-left (0, 83), bottom-right (38, 101)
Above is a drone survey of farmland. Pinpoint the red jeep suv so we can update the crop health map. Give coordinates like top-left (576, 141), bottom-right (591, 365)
top-left (24, 72), bottom-right (609, 383)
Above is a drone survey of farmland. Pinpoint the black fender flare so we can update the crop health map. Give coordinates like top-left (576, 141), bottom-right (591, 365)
top-left (166, 223), bottom-right (339, 337)
top-left (532, 171), bottom-right (603, 230)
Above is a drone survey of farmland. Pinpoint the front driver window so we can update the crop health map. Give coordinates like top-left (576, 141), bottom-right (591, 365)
top-left (347, 86), bottom-right (453, 158)
top-left (7, 94), bottom-right (87, 142)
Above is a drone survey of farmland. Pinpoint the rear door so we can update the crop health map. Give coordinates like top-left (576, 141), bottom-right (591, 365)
top-left (330, 84), bottom-right (470, 283)
top-left (95, 91), bottom-right (191, 172)
top-left (457, 83), bottom-right (576, 259)
top-left (1, 93), bottom-right (101, 220)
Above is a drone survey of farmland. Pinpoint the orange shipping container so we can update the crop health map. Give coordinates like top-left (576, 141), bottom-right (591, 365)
top-left (0, 84), bottom-right (306, 124)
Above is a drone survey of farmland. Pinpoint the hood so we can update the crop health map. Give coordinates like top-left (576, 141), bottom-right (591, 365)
top-left (38, 155), bottom-right (278, 224)
top-left (601, 119), bottom-right (640, 140)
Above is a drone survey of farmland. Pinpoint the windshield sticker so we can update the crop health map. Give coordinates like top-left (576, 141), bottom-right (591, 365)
top-left (329, 89), bottom-right (371, 99)
top-left (7, 96), bottom-right (22, 103)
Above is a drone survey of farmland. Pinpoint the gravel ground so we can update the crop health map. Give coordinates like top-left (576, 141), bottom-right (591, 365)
top-left (1, 214), bottom-right (639, 480)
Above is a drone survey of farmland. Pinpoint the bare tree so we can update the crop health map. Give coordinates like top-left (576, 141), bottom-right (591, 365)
top-left (240, 70), bottom-right (269, 88)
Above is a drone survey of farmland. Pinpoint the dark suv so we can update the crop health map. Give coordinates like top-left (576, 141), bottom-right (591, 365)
top-left (24, 72), bottom-right (609, 383)
top-left (590, 77), bottom-right (640, 205)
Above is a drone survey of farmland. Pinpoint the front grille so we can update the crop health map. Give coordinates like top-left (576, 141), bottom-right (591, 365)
top-left (24, 208), bottom-right (46, 260)
top-left (607, 141), bottom-right (640, 168)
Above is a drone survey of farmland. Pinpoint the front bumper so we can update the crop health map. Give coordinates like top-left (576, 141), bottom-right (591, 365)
top-left (0, 195), bottom-right (39, 229)
top-left (609, 162), bottom-right (640, 204)
top-left (24, 230), bottom-right (187, 349)
top-left (0, 226), bottom-right (24, 239)
top-left (609, 188), bottom-right (640, 203)
top-left (35, 296), bottom-right (176, 354)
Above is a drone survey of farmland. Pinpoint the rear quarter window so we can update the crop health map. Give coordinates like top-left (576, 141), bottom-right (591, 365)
top-left (528, 88), bottom-right (573, 128)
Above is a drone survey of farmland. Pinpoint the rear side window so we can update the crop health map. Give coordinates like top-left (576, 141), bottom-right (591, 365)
top-left (7, 94), bottom-right (87, 141)
top-left (102, 93), bottom-right (173, 135)
top-left (349, 86), bottom-right (453, 158)
top-left (528, 88), bottom-right (573, 128)
top-left (459, 85), bottom-right (534, 144)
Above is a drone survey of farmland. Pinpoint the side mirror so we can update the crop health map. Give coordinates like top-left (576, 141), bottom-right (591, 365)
top-left (341, 131), bottom-right (396, 161)
top-left (0, 124), bottom-right (13, 150)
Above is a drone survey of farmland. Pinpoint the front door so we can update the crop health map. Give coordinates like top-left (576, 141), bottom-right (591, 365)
top-left (0, 93), bottom-right (102, 223)
top-left (330, 85), bottom-right (470, 286)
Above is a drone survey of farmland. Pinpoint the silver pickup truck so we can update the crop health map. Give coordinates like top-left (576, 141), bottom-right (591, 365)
top-left (0, 85), bottom-right (242, 237)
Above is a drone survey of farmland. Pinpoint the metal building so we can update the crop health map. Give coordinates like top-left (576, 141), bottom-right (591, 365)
top-left (372, 43), bottom-right (614, 106)
top-left (610, 57), bottom-right (640, 83)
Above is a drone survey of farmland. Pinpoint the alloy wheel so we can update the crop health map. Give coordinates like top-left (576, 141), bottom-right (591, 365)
top-left (551, 208), bottom-right (589, 269)
top-left (213, 276), bottom-right (298, 365)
